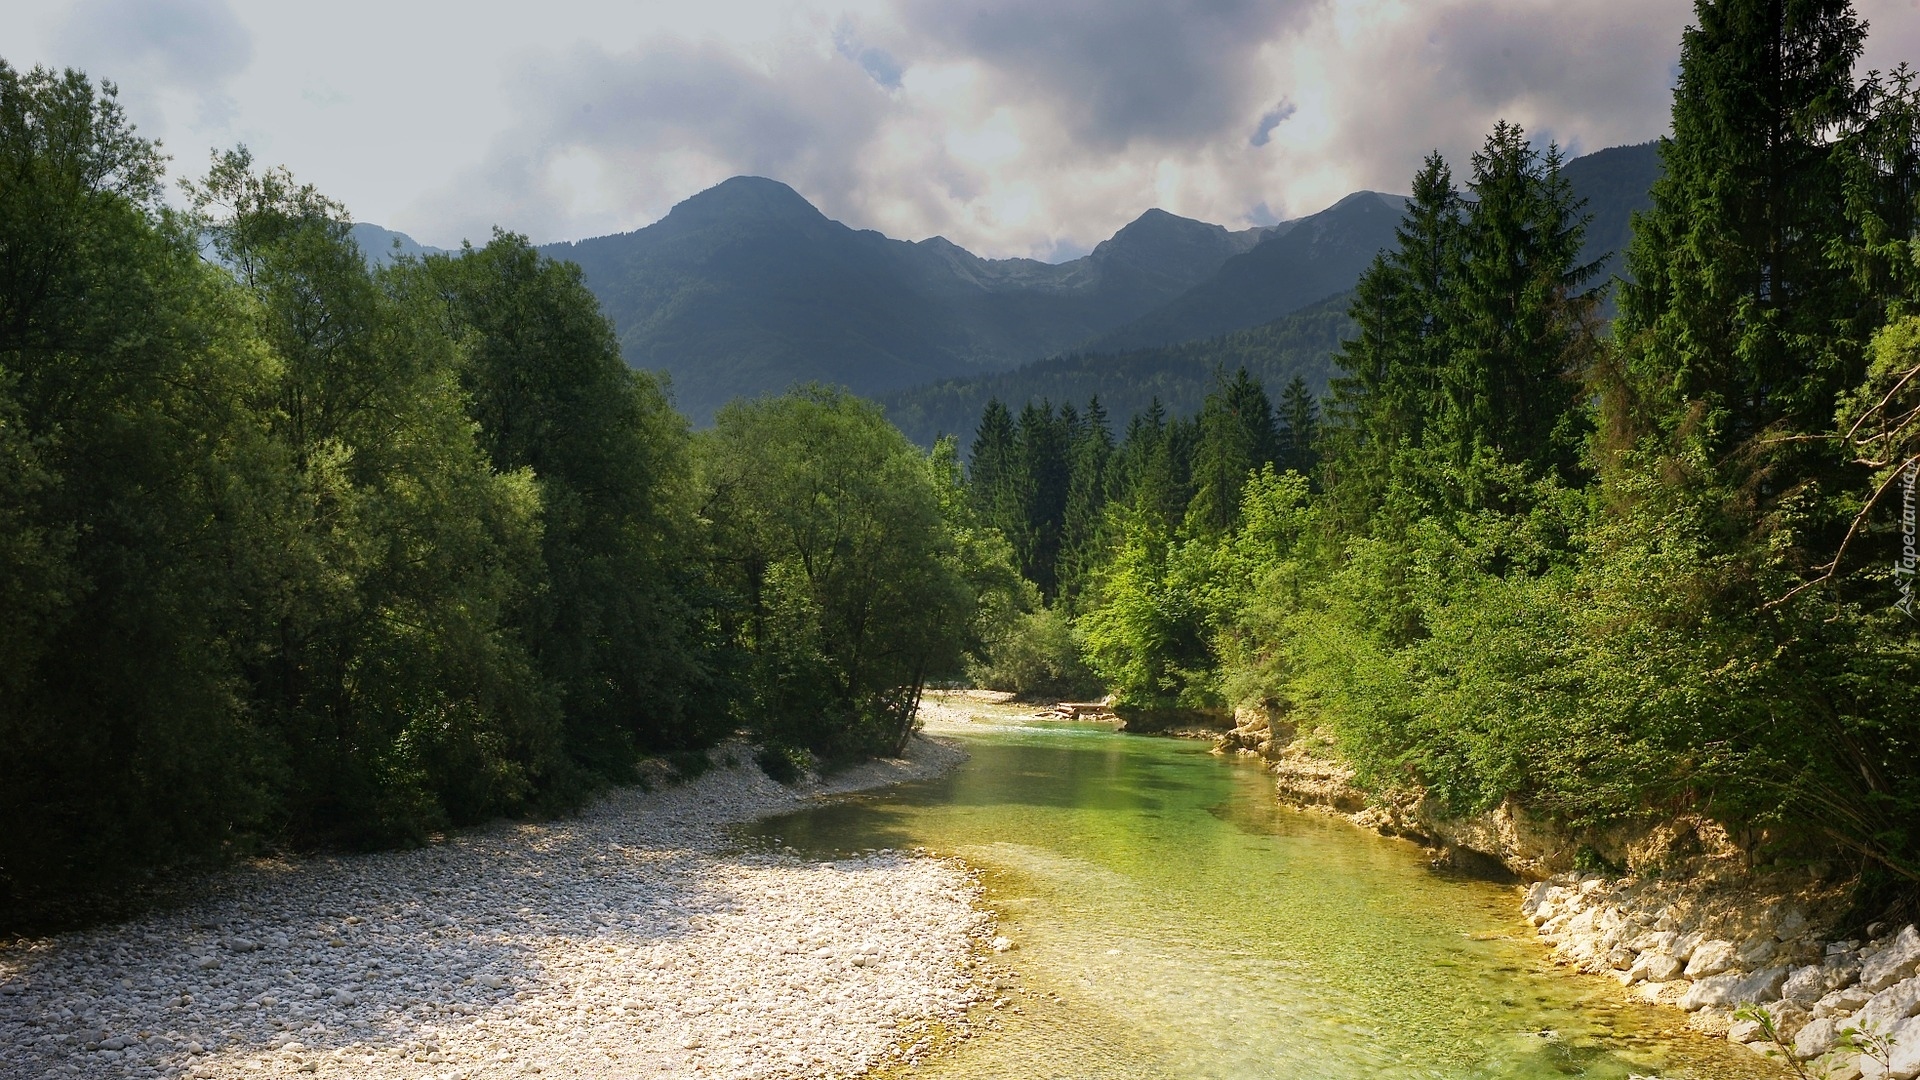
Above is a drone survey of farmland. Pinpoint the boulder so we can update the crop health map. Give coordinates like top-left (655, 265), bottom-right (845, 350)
top-left (1769, 1000), bottom-right (1813, 1040)
top-left (1855, 976), bottom-right (1920, 1038)
top-left (1858, 1013), bottom-right (1920, 1080)
top-left (1629, 951), bottom-right (1684, 984)
top-left (1816, 985), bottom-right (1874, 1019)
top-left (1775, 907), bottom-right (1809, 941)
top-left (1738, 938), bottom-right (1779, 968)
top-left (1682, 966), bottom-right (1790, 1011)
top-left (1786, 965), bottom-right (1831, 1006)
top-left (1795, 1014), bottom-right (1842, 1059)
top-left (1629, 930), bottom-right (1678, 955)
top-left (1863, 926), bottom-right (1920, 994)
top-left (1685, 939), bottom-right (1741, 978)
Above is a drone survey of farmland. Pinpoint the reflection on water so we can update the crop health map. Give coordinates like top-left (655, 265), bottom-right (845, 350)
top-left (741, 707), bottom-right (1776, 1080)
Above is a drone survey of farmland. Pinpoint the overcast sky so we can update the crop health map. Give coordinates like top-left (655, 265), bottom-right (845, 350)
top-left (5, 1), bottom-right (1918, 259)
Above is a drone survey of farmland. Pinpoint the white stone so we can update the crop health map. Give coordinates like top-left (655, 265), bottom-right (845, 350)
top-left (1628, 930), bottom-right (1677, 954)
top-left (1863, 926), bottom-right (1920, 994)
top-left (1887, 1013), bottom-right (1920, 1080)
top-left (1786, 964), bottom-right (1830, 1005)
top-left (1682, 966), bottom-right (1789, 1011)
top-left (1856, 976), bottom-right (1920, 1037)
top-left (1795, 1014), bottom-right (1842, 1059)
top-left (1739, 937), bottom-right (1779, 967)
top-left (1819, 985), bottom-right (1875, 1019)
top-left (1685, 939), bottom-right (1740, 978)
top-left (1775, 907), bottom-right (1809, 940)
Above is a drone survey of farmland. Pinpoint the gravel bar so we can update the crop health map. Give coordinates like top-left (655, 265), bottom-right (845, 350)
top-left (0, 736), bottom-right (986, 1079)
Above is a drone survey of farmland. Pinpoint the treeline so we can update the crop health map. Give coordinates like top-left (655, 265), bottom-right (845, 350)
top-left (0, 64), bottom-right (1012, 923)
top-left (878, 294), bottom-right (1352, 450)
top-left (968, 1), bottom-right (1920, 884)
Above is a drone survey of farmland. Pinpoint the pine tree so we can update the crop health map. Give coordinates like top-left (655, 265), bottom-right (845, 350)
top-left (1441, 123), bottom-right (1597, 477)
top-left (1324, 154), bottom-right (1463, 521)
top-left (968, 398), bottom-right (1028, 557)
top-left (1058, 396), bottom-right (1115, 605)
top-left (1616, 0), bottom-right (1869, 451)
top-left (1277, 375), bottom-right (1319, 478)
top-left (1015, 401), bottom-right (1072, 597)
top-left (1186, 369), bottom-right (1279, 537)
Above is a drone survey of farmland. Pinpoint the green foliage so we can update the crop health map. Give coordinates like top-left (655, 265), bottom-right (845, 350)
top-left (0, 64), bottom-right (987, 924)
top-left (754, 744), bottom-right (810, 785)
top-left (882, 294), bottom-right (1354, 450)
top-left (974, 10), bottom-right (1920, 889)
top-left (967, 606), bottom-right (1101, 701)
top-left (0, 62), bottom-right (274, 913)
top-left (698, 388), bottom-right (977, 757)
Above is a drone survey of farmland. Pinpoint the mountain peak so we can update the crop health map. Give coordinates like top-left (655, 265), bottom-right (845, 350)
top-left (667, 175), bottom-right (828, 228)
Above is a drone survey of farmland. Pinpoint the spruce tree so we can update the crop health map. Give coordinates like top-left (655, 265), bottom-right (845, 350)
top-left (1442, 123), bottom-right (1597, 477)
top-left (1277, 375), bottom-right (1320, 478)
top-left (1015, 401), bottom-right (1072, 597)
top-left (968, 398), bottom-right (1028, 556)
top-left (1617, 0), bottom-right (1869, 450)
top-left (1324, 154), bottom-right (1463, 521)
top-left (1187, 369), bottom-right (1279, 537)
top-left (1058, 396), bottom-right (1115, 605)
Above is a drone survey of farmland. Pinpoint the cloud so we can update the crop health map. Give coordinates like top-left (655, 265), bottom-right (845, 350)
top-left (834, 23), bottom-right (904, 91)
top-left (53, 0), bottom-right (253, 128)
top-left (1251, 101), bottom-right (1297, 148)
top-left (895, 0), bottom-right (1324, 151)
top-left (399, 0), bottom-right (1913, 260)
top-left (419, 34), bottom-right (896, 244)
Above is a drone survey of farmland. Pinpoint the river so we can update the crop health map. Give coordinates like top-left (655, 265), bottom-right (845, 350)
top-left (745, 701), bottom-right (1779, 1079)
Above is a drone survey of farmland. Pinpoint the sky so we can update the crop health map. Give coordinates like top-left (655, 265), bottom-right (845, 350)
top-left (4, 1), bottom-right (1919, 260)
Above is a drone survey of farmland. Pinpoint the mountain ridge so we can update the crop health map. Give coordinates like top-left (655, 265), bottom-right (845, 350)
top-left (332, 141), bottom-right (1661, 424)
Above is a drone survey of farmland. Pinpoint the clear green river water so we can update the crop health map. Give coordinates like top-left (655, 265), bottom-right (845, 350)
top-left (743, 704), bottom-right (1776, 1080)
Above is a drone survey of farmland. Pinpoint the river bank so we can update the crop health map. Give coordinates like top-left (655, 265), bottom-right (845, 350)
top-left (0, 736), bottom-right (987, 1080)
top-left (1215, 710), bottom-right (1920, 1078)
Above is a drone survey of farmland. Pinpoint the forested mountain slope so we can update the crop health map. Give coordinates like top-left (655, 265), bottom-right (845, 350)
top-left (536, 178), bottom-right (1267, 421)
top-left (880, 293), bottom-right (1354, 447)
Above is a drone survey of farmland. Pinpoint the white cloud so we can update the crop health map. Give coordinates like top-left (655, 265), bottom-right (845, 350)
top-left (2, 0), bottom-right (1915, 256)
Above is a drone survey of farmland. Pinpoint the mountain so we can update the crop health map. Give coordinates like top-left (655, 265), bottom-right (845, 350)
top-left (349, 223), bottom-right (452, 265)
top-left (875, 142), bottom-right (1663, 448)
top-left (1085, 191), bottom-right (1405, 353)
top-left (1560, 140), bottom-right (1661, 298)
top-left (538, 178), bottom-right (1268, 422)
top-left (534, 142), bottom-right (1660, 424)
top-left (880, 293), bottom-right (1356, 448)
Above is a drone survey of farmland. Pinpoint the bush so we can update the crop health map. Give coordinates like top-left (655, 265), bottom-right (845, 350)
top-left (755, 745), bottom-right (811, 785)
top-left (968, 606), bottom-right (1101, 699)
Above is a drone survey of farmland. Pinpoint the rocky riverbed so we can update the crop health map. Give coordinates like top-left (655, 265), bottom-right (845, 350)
top-left (0, 737), bottom-right (989, 1080)
top-left (1216, 711), bottom-right (1920, 1078)
top-left (1526, 876), bottom-right (1920, 1080)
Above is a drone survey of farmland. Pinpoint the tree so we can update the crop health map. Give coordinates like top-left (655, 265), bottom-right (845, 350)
top-left (1440, 123), bottom-right (1597, 479)
top-left (700, 388), bottom-right (974, 756)
top-left (1276, 375), bottom-right (1319, 478)
top-left (411, 232), bottom-right (712, 764)
top-left (0, 64), bottom-right (272, 914)
top-left (193, 150), bottom-right (559, 844)
top-left (1186, 368), bottom-right (1279, 538)
top-left (1057, 395), bottom-right (1115, 605)
top-left (1323, 154), bottom-right (1463, 524)
top-left (1616, 0), bottom-right (1869, 455)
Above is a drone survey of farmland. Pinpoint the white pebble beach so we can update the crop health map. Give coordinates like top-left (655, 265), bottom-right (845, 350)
top-left (0, 736), bottom-right (987, 1080)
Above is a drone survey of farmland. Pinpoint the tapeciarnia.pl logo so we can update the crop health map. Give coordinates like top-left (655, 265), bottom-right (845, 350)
top-left (1899, 460), bottom-right (1918, 619)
